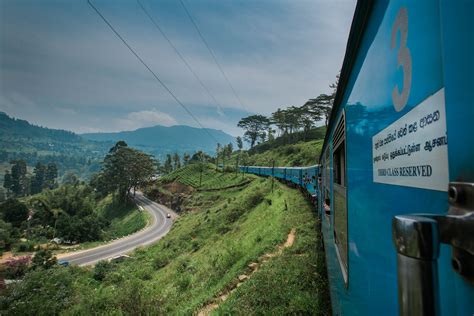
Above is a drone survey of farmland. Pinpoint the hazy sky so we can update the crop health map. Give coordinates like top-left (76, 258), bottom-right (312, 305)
top-left (0, 0), bottom-right (355, 136)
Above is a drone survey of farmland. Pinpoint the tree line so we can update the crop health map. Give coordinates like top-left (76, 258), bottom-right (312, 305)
top-left (237, 75), bottom-right (338, 147)
top-left (3, 161), bottom-right (58, 198)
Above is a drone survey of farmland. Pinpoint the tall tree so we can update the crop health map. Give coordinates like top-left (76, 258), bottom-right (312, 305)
top-left (236, 136), bottom-right (243, 151)
top-left (45, 163), bottom-right (58, 189)
top-left (0, 198), bottom-right (29, 228)
top-left (173, 153), bottom-right (181, 170)
top-left (10, 160), bottom-right (28, 197)
top-left (215, 143), bottom-right (221, 170)
top-left (237, 115), bottom-right (270, 148)
top-left (164, 154), bottom-right (173, 174)
top-left (183, 153), bottom-right (190, 166)
top-left (99, 141), bottom-right (156, 200)
top-left (156, 158), bottom-right (163, 174)
top-left (226, 143), bottom-right (233, 159)
top-left (3, 171), bottom-right (12, 197)
top-left (31, 162), bottom-right (46, 194)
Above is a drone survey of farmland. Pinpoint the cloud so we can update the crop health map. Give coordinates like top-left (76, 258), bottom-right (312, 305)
top-left (115, 109), bottom-right (177, 131)
top-left (0, 0), bottom-right (355, 136)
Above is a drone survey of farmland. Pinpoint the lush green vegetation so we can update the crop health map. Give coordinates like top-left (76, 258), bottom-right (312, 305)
top-left (0, 167), bottom-right (329, 315)
top-left (0, 112), bottom-right (108, 182)
top-left (244, 139), bottom-right (323, 167)
top-left (157, 163), bottom-right (249, 190)
top-left (0, 184), bottom-right (147, 255)
top-left (97, 194), bottom-right (149, 240)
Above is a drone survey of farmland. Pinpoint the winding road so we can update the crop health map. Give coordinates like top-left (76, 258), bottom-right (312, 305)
top-left (60, 192), bottom-right (176, 266)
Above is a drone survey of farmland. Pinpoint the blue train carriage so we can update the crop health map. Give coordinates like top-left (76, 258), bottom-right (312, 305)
top-left (301, 165), bottom-right (320, 203)
top-left (285, 167), bottom-right (303, 187)
top-left (318, 1), bottom-right (474, 315)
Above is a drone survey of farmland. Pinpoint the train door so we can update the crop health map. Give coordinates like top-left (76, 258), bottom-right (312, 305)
top-left (386, 2), bottom-right (474, 315)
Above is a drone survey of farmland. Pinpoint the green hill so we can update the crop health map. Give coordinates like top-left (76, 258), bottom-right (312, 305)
top-left (0, 112), bottom-right (109, 181)
top-left (1, 167), bottom-right (329, 315)
top-left (219, 126), bottom-right (326, 168)
top-left (82, 125), bottom-right (235, 159)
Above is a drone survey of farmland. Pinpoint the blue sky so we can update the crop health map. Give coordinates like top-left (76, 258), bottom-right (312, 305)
top-left (0, 0), bottom-right (355, 136)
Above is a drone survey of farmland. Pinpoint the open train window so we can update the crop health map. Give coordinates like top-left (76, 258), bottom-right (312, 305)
top-left (333, 112), bottom-right (348, 284)
top-left (323, 147), bottom-right (331, 215)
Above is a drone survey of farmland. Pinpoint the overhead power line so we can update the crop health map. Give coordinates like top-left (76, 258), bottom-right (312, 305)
top-left (178, 0), bottom-right (250, 114)
top-left (137, 0), bottom-right (225, 117)
top-left (87, 0), bottom-right (219, 143)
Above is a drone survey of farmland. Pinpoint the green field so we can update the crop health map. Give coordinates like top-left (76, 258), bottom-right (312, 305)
top-left (158, 163), bottom-right (251, 190)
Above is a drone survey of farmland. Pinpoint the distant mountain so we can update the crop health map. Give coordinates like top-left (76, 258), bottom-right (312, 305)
top-left (0, 112), bottom-right (109, 180)
top-left (0, 111), bottom-right (81, 142)
top-left (0, 111), bottom-right (235, 180)
top-left (82, 125), bottom-right (235, 158)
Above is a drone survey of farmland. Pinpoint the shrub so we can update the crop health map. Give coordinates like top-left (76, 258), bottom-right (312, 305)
top-left (31, 249), bottom-right (57, 270)
top-left (93, 260), bottom-right (112, 281)
top-left (15, 241), bottom-right (36, 253)
top-left (1, 256), bottom-right (31, 279)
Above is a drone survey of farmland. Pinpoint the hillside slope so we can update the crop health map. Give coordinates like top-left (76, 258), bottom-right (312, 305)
top-left (82, 125), bottom-right (235, 158)
top-left (0, 112), bottom-right (109, 180)
top-left (0, 168), bottom-right (330, 315)
top-left (220, 127), bottom-right (326, 168)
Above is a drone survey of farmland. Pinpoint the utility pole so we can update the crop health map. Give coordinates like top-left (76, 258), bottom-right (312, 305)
top-left (271, 159), bottom-right (275, 193)
top-left (199, 154), bottom-right (204, 187)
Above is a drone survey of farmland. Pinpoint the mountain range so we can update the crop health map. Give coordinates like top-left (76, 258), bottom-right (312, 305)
top-left (82, 125), bottom-right (235, 158)
top-left (0, 111), bottom-right (235, 179)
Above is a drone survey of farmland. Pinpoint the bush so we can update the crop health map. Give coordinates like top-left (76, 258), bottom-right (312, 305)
top-left (0, 267), bottom-right (78, 314)
top-left (1, 256), bottom-right (31, 279)
top-left (31, 249), bottom-right (57, 270)
top-left (93, 260), bottom-right (112, 281)
top-left (153, 253), bottom-right (170, 270)
top-left (15, 241), bottom-right (36, 253)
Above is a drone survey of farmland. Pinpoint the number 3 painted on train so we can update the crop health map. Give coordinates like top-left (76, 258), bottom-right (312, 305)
top-left (391, 7), bottom-right (412, 112)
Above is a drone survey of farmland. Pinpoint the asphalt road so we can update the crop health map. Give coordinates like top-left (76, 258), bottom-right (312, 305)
top-left (60, 192), bottom-right (175, 266)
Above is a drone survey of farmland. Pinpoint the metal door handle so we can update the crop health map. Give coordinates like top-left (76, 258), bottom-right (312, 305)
top-left (392, 182), bottom-right (474, 316)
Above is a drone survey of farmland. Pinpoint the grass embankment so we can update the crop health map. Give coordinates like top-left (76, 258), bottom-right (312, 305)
top-left (97, 194), bottom-right (149, 240)
top-left (0, 168), bottom-right (330, 315)
top-left (220, 126), bottom-right (325, 168)
top-left (244, 139), bottom-right (323, 167)
top-left (158, 163), bottom-right (249, 190)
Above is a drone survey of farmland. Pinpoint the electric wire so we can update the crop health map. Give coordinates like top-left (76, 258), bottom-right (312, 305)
top-left (87, 0), bottom-right (219, 143)
top-left (178, 0), bottom-right (250, 114)
top-left (137, 0), bottom-right (225, 117)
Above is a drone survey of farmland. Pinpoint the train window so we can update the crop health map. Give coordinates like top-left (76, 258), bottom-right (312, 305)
top-left (323, 147), bottom-right (331, 213)
top-left (333, 112), bottom-right (348, 284)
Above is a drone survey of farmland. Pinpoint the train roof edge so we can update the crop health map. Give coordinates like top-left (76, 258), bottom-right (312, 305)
top-left (318, 0), bottom-right (375, 164)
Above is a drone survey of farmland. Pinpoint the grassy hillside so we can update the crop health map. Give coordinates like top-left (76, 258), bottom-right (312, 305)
top-left (158, 163), bottom-right (249, 190)
top-left (0, 112), bottom-right (108, 180)
top-left (216, 126), bottom-right (326, 169)
top-left (96, 194), bottom-right (149, 240)
top-left (1, 168), bottom-right (330, 315)
top-left (244, 139), bottom-right (323, 167)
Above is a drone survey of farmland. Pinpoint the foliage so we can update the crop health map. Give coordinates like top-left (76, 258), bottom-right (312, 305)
top-left (0, 112), bottom-right (107, 183)
top-left (31, 249), bottom-right (57, 270)
top-left (95, 141), bottom-right (156, 200)
top-left (237, 114), bottom-right (271, 148)
top-left (0, 198), bottom-right (29, 228)
top-left (93, 260), bottom-right (113, 281)
top-left (154, 163), bottom-right (250, 190)
top-left (236, 74), bottom-right (337, 147)
top-left (0, 219), bottom-right (12, 250)
top-left (1, 256), bottom-right (31, 279)
top-left (0, 168), bottom-right (329, 315)
top-left (0, 267), bottom-right (81, 315)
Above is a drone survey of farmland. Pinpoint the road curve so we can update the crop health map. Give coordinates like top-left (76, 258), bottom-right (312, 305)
top-left (60, 192), bottom-right (176, 266)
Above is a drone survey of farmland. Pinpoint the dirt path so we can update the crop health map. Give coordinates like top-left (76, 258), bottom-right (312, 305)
top-left (197, 228), bottom-right (296, 316)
